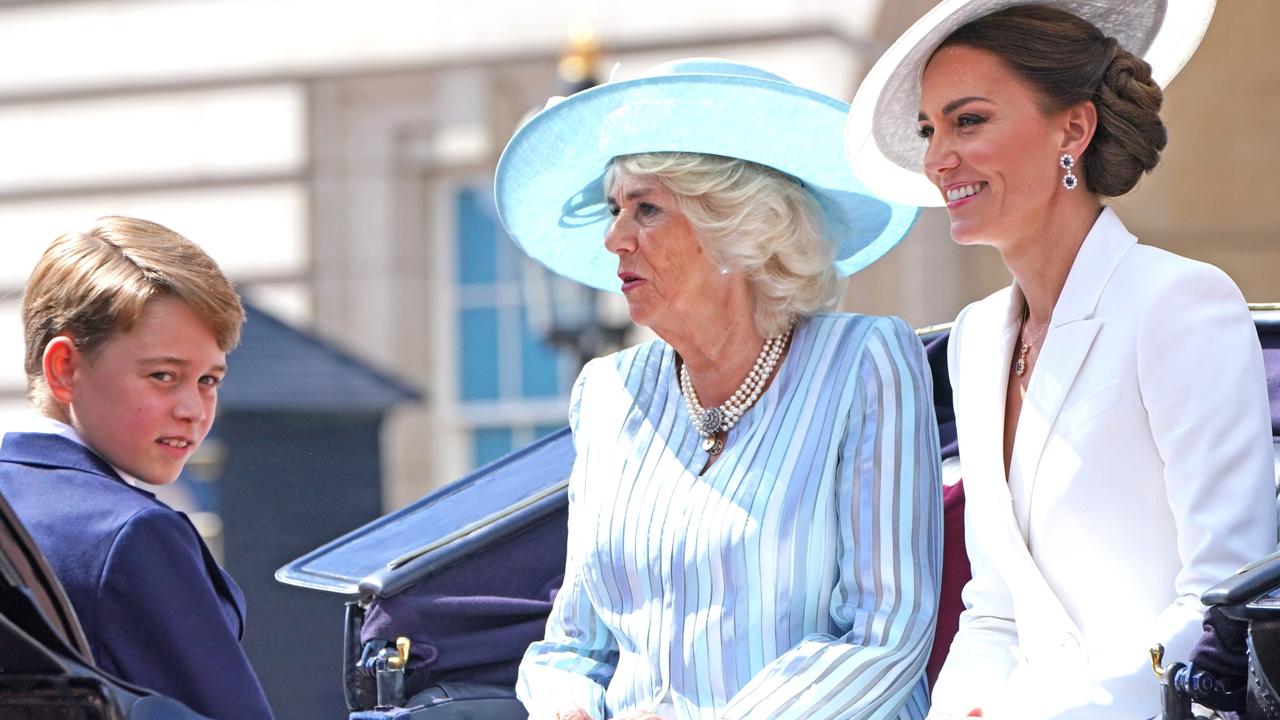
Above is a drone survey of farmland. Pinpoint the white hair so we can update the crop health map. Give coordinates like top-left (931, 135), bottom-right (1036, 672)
top-left (604, 152), bottom-right (843, 337)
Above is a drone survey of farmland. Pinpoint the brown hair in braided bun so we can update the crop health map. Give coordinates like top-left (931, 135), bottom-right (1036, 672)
top-left (938, 3), bottom-right (1168, 196)
top-left (1088, 41), bottom-right (1166, 196)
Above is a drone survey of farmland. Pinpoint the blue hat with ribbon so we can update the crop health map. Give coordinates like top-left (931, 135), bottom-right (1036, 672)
top-left (495, 58), bottom-right (921, 293)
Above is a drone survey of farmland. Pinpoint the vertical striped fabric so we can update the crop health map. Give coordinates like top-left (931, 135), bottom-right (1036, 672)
top-left (517, 313), bottom-right (943, 720)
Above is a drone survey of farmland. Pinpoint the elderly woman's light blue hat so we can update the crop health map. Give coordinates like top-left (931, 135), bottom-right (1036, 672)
top-left (494, 58), bottom-right (921, 293)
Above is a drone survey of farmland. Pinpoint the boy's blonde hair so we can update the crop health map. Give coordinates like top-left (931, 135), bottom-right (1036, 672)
top-left (22, 215), bottom-right (245, 411)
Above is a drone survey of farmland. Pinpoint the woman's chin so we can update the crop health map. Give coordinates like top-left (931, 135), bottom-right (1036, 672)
top-left (625, 302), bottom-right (652, 329)
top-left (947, 218), bottom-right (991, 247)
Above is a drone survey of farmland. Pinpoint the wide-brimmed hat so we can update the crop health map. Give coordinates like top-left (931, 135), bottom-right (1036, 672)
top-left (495, 58), bottom-right (920, 293)
top-left (845, 0), bottom-right (1216, 207)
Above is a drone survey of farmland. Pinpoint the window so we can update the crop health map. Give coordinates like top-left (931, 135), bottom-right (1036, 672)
top-left (453, 184), bottom-right (577, 467)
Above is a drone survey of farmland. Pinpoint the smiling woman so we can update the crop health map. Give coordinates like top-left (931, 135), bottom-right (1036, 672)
top-left (917, 42), bottom-right (1106, 249)
top-left (847, 2), bottom-right (1275, 718)
top-left (495, 59), bottom-right (942, 720)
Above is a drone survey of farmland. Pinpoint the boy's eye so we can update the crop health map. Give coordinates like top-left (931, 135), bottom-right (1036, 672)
top-left (198, 375), bottom-right (222, 388)
top-left (150, 371), bottom-right (175, 382)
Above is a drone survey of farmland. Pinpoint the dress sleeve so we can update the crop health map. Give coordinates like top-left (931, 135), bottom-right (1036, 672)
top-left (1137, 262), bottom-right (1275, 661)
top-left (96, 507), bottom-right (274, 720)
top-left (719, 316), bottom-right (944, 720)
top-left (516, 362), bottom-right (620, 719)
top-left (928, 306), bottom-right (1020, 719)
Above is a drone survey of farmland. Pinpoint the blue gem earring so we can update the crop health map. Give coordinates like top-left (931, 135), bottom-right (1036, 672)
top-left (1060, 153), bottom-right (1078, 190)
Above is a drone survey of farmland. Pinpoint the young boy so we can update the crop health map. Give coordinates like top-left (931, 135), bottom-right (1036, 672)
top-left (0, 216), bottom-right (273, 719)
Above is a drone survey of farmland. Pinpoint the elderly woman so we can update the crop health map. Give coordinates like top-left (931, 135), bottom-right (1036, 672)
top-left (847, 2), bottom-right (1275, 718)
top-left (496, 59), bottom-right (942, 720)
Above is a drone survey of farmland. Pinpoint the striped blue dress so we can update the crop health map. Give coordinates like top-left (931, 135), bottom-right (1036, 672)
top-left (517, 312), bottom-right (943, 720)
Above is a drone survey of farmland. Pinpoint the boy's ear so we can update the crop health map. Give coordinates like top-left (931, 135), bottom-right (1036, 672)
top-left (43, 336), bottom-right (80, 405)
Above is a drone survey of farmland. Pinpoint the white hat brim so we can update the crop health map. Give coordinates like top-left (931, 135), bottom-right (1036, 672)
top-left (846, 0), bottom-right (1216, 207)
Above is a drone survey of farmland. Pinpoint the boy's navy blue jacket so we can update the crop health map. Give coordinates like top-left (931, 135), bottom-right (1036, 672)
top-left (0, 431), bottom-right (273, 720)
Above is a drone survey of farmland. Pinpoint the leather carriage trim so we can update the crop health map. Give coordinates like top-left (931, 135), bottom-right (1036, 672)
top-left (386, 479), bottom-right (569, 571)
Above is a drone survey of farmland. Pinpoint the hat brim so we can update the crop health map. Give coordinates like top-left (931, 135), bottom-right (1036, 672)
top-left (846, 0), bottom-right (1216, 207)
top-left (496, 72), bottom-right (920, 293)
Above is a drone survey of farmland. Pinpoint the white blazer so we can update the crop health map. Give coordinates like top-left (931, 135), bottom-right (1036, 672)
top-left (929, 208), bottom-right (1276, 719)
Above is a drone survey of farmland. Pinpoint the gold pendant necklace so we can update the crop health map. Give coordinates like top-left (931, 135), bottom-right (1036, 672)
top-left (1015, 312), bottom-right (1049, 377)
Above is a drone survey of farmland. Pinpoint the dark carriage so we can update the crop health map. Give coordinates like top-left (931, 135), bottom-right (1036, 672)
top-left (1, 311), bottom-right (1273, 719)
top-left (275, 328), bottom-right (970, 720)
top-left (275, 308), bottom-right (1280, 720)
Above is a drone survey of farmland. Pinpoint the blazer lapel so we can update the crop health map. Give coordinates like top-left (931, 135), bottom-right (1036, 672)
top-left (957, 292), bottom-right (1087, 646)
top-left (1010, 321), bottom-right (1101, 518)
top-left (1010, 207), bottom-right (1135, 528)
top-left (956, 288), bottom-right (1023, 541)
top-left (950, 209), bottom-right (1141, 656)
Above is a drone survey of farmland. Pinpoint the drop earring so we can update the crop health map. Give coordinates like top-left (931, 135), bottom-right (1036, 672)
top-left (1060, 153), bottom-right (1078, 190)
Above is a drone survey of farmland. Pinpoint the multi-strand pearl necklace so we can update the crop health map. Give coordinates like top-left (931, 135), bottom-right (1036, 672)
top-left (679, 321), bottom-right (794, 455)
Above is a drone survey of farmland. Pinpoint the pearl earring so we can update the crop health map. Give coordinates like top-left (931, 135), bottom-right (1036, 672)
top-left (1060, 153), bottom-right (1078, 190)
top-left (719, 267), bottom-right (730, 276)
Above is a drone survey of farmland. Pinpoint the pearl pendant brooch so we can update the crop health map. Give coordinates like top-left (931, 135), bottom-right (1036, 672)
top-left (680, 320), bottom-right (794, 456)
top-left (695, 407), bottom-right (725, 437)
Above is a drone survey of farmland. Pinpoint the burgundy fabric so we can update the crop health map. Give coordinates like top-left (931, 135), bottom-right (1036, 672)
top-left (921, 331), bottom-right (971, 686)
top-left (929, 480), bottom-right (971, 687)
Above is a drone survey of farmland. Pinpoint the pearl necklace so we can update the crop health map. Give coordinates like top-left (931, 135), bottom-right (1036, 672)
top-left (679, 321), bottom-right (793, 455)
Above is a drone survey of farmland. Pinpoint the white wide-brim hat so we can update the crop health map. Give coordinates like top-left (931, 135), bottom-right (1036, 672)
top-left (496, 58), bottom-right (921, 293)
top-left (846, 0), bottom-right (1216, 207)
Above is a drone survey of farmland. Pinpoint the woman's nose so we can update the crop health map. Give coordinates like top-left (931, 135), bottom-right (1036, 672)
top-left (923, 135), bottom-right (959, 185)
top-left (604, 216), bottom-right (636, 256)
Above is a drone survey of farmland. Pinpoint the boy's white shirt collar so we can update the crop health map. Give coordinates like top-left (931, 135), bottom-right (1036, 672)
top-left (4, 413), bottom-right (142, 487)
